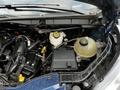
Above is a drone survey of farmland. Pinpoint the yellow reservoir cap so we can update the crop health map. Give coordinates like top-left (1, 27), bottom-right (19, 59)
top-left (53, 31), bottom-right (60, 38)
top-left (19, 74), bottom-right (25, 83)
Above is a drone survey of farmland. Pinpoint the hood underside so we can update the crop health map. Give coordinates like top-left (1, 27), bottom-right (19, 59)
top-left (77, 0), bottom-right (120, 21)
top-left (77, 0), bottom-right (119, 10)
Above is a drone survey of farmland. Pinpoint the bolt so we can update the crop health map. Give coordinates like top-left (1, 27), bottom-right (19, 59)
top-left (83, 82), bottom-right (89, 87)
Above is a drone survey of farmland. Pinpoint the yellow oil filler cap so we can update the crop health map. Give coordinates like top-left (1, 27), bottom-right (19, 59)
top-left (19, 74), bottom-right (25, 83)
top-left (74, 37), bottom-right (97, 58)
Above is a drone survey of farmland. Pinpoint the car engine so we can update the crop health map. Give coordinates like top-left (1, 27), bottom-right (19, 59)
top-left (0, 22), bottom-right (118, 90)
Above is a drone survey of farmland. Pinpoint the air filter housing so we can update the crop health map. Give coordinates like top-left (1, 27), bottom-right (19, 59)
top-left (51, 48), bottom-right (77, 71)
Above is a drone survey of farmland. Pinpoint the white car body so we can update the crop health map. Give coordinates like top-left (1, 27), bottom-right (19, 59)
top-left (94, 20), bottom-right (120, 90)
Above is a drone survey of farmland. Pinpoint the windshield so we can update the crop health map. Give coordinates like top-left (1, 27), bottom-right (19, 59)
top-left (0, 0), bottom-right (100, 16)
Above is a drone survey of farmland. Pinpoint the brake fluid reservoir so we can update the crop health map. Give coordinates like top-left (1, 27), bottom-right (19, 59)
top-left (49, 31), bottom-right (66, 48)
top-left (74, 37), bottom-right (97, 58)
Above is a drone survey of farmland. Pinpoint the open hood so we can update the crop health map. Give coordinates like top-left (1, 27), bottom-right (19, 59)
top-left (76, 0), bottom-right (120, 21)
top-left (0, 0), bottom-right (119, 21)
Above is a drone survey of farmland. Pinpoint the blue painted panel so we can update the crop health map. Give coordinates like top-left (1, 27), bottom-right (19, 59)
top-left (3, 73), bottom-right (65, 90)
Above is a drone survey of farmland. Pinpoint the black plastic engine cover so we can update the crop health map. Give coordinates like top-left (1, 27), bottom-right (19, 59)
top-left (51, 48), bottom-right (77, 71)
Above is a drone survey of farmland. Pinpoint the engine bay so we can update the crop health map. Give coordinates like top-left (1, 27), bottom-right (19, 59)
top-left (0, 22), bottom-right (117, 89)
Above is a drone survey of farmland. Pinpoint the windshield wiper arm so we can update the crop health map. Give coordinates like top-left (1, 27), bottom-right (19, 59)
top-left (0, 4), bottom-right (60, 7)
top-left (0, 4), bottom-right (83, 14)
top-left (13, 8), bottom-right (64, 13)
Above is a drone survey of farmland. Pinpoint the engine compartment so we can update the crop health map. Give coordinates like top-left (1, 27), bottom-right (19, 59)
top-left (0, 22), bottom-right (117, 89)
